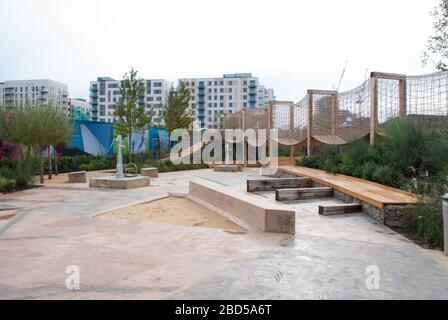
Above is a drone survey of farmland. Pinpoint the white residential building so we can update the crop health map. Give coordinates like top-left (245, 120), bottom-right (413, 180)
top-left (0, 79), bottom-right (69, 112)
top-left (68, 98), bottom-right (91, 120)
top-left (89, 77), bottom-right (171, 125)
top-left (178, 73), bottom-right (274, 129)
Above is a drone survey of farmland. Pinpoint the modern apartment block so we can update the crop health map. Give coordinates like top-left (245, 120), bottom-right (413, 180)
top-left (178, 73), bottom-right (275, 128)
top-left (0, 79), bottom-right (69, 111)
top-left (68, 98), bottom-right (91, 120)
top-left (89, 77), bottom-right (171, 124)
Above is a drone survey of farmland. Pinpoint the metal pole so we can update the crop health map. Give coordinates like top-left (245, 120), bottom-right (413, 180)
top-left (443, 194), bottom-right (448, 256)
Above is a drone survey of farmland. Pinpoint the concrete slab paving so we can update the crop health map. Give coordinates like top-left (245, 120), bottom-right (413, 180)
top-left (0, 168), bottom-right (447, 299)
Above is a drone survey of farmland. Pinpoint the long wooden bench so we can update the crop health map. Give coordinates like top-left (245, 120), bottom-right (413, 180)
top-left (247, 178), bottom-right (312, 192)
top-left (276, 187), bottom-right (334, 201)
top-left (189, 178), bottom-right (295, 234)
top-left (279, 165), bottom-right (417, 208)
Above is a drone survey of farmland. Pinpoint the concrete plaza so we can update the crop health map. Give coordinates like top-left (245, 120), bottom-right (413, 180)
top-left (0, 169), bottom-right (447, 299)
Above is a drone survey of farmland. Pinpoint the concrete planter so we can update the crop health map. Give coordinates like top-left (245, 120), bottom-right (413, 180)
top-left (443, 194), bottom-right (448, 256)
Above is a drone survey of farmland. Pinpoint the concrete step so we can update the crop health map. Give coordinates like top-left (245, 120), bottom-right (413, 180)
top-left (276, 187), bottom-right (333, 201)
top-left (247, 177), bottom-right (313, 192)
top-left (318, 204), bottom-right (362, 216)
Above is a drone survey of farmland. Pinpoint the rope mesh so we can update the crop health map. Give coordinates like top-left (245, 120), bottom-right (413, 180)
top-left (377, 78), bottom-right (400, 125)
top-left (407, 71), bottom-right (448, 126)
top-left (293, 96), bottom-right (308, 143)
top-left (336, 79), bottom-right (371, 142)
top-left (224, 71), bottom-right (448, 147)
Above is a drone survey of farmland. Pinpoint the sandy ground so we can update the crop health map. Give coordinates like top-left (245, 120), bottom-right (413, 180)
top-left (102, 196), bottom-right (246, 233)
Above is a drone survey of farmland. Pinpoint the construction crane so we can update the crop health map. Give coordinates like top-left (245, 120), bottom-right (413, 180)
top-left (333, 60), bottom-right (348, 92)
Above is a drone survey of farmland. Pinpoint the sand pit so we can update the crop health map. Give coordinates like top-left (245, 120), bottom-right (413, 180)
top-left (102, 196), bottom-right (246, 233)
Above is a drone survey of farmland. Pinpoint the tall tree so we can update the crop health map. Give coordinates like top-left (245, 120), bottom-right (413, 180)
top-left (161, 83), bottom-right (193, 133)
top-left (29, 102), bottom-right (72, 182)
top-left (423, 0), bottom-right (448, 71)
top-left (114, 68), bottom-right (151, 162)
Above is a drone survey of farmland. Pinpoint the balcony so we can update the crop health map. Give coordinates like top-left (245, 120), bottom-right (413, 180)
top-left (249, 82), bottom-right (257, 88)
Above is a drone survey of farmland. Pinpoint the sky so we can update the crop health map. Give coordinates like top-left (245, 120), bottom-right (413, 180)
top-left (0, 0), bottom-right (441, 101)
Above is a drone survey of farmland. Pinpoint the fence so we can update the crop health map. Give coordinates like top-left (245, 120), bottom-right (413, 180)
top-left (225, 71), bottom-right (448, 155)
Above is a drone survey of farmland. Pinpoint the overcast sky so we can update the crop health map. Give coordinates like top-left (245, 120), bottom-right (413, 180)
top-left (0, 0), bottom-right (440, 101)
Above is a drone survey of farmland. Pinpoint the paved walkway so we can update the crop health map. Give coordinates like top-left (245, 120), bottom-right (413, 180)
top-left (0, 169), bottom-right (447, 299)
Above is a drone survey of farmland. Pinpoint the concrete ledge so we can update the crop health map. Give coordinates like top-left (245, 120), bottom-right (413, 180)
top-left (189, 178), bottom-right (295, 234)
top-left (318, 204), bottom-right (362, 216)
top-left (89, 175), bottom-right (150, 189)
top-left (276, 187), bottom-right (333, 201)
top-left (247, 178), bottom-right (313, 192)
top-left (68, 171), bottom-right (87, 183)
top-left (141, 167), bottom-right (159, 178)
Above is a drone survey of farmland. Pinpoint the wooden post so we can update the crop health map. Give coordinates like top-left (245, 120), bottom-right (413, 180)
top-left (331, 93), bottom-right (337, 135)
top-left (370, 75), bottom-right (378, 146)
top-left (399, 78), bottom-right (407, 118)
top-left (307, 92), bottom-right (313, 156)
top-left (289, 103), bottom-right (294, 163)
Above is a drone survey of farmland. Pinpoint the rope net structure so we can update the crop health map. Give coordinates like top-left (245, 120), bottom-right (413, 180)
top-left (377, 78), bottom-right (400, 126)
top-left (311, 93), bottom-right (336, 144)
top-left (293, 96), bottom-right (308, 144)
top-left (223, 70), bottom-right (448, 153)
top-left (407, 71), bottom-right (448, 126)
top-left (336, 79), bottom-right (371, 142)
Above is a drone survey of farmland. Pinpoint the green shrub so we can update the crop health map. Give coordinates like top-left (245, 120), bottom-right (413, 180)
top-left (360, 161), bottom-right (377, 180)
top-left (371, 164), bottom-right (399, 186)
top-left (79, 163), bottom-right (95, 171)
top-left (379, 118), bottom-right (427, 174)
top-left (297, 154), bottom-right (323, 169)
top-left (0, 176), bottom-right (9, 192)
top-left (404, 179), bottom-right (445, 249)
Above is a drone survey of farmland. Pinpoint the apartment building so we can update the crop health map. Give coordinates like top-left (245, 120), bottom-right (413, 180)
top-left (89, 77), bottom-right (171, 125)
top-left (178, 73), bottom-right (274, 128)
top-left (0, 79), bottom-right (69, 112)
top-left (68, 98), bottom-right (91, 120)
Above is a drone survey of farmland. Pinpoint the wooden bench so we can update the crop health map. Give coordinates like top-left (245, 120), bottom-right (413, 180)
top-left (141, 167), bottom-right (159, 178)
top-left (276, 187), bottom-right (334, 201)
top-left (247, 178), bottom-right (312, 192)
top-left (68, 171), bottom-right (87, 183)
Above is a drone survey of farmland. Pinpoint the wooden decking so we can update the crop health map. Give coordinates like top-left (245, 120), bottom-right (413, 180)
top-left (279, 165), bottom-right (418, 208)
